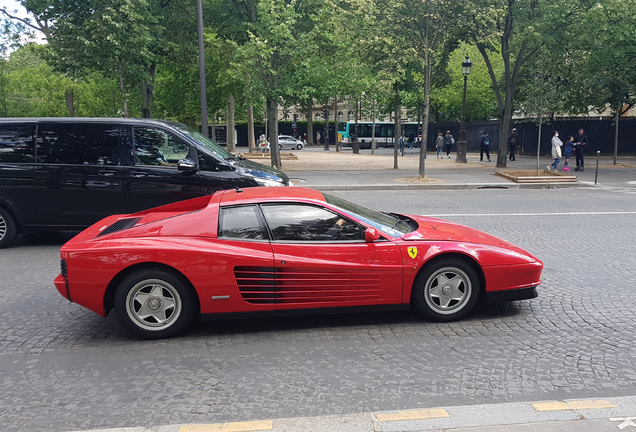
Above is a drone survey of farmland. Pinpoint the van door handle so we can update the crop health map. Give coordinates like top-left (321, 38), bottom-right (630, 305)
top-left (98, 170), bottom-right (117, 177)
top-left (130, 171), bottom-right (148, 178)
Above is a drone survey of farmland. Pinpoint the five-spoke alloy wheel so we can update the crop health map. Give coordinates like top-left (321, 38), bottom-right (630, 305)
top-left (412, 258), bottom-right (480, 322)
top-left (114, 269), bottom-right (195, 339)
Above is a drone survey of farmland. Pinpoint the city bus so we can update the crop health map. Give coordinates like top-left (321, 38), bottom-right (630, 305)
top-left (337, 121), bottom-right (421, 149)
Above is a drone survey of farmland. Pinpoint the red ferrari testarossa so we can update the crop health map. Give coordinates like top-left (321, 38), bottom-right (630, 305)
top-left (55, 187), bottom-right (542, 339)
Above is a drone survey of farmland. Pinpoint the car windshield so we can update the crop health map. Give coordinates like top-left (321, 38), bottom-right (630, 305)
top-left (173, 123), bottom-right (234, 160)
top-left (323, 193), bottom-right (415, 237)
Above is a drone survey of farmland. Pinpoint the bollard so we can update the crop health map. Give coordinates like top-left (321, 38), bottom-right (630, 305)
top-left (595, 151), bottom-right (600, 185)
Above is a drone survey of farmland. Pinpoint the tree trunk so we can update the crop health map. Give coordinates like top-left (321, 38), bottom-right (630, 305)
top-left (334, 96), bottom-right (339, 152)
top-left (371, 100), bottom-right (376, 155)
top-left (614, 108), bottom-right (619, 165)
top-left (226, 95), bottom-right (236, 152)
top-left (65, 90), bottom-right (74, 117)
top-left (420, 53), bottom-right (431, 178)
top-left (118, 57), bottom-right (129, 118)
top-left (211, 115), bottom-right (216, 141)
top-left (247, 104), bottom-right (256, 153)
top-left (267, 98), bottom-right (281, 169)
top-left (536, 115), bottom-right (542, 175)
top-left (323, 104), bottom-right (330, 151)
top-left (352, 99), bottom-right (359, 154)
top-left (394, 83), bottom-right (400, 169)
top-left (497, 95), bottom-right (513, 168)
top-left (141, 64), bottom-right (156, 118)
top-left (306, 100), bottom-right (314, 146)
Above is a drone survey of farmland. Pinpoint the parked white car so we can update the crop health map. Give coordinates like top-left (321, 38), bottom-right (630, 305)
top-left (278, 135), bottom-right (305, 150)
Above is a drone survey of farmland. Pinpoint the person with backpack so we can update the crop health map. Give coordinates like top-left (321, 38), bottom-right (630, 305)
top-left (399, 132), bottom-right (407, 156)
top-left (479, 130), bottom-right (491, 162)
top-left (444, 130), bottom-right (454, 158)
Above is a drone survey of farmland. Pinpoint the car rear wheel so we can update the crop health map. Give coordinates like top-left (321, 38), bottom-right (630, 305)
top-left (114, 269), bottom-right (195, 339)
top-left (279, 144), bottom-right (283, 150)
top-left (412, 258), bottom-right (479, 322)
top-left (296, 144), bottom-right (303, 150)
top-left (0, 207), bottom-right (18, 249)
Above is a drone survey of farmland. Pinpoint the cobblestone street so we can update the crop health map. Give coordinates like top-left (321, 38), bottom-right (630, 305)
top-left (1, 187), bottom-right (636, 432)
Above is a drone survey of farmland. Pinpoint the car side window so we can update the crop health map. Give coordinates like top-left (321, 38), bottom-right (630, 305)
top-left (36, 123), bottom-right (121, 165)
top-left (219, 205), bottom-right (268, 240)
top-left (133, 127), bottom-right (190, 167)
top-left (0, 123), bottom-right (35, 163)
top-left (261, 204), bottom-right (364, 241)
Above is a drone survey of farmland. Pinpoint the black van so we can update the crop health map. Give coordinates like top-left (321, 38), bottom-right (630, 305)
top-left (0, 118), bottom-right (290, 248)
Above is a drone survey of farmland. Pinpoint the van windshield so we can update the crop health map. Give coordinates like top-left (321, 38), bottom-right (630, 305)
top-left (173, 124), bottom-right (233, 160)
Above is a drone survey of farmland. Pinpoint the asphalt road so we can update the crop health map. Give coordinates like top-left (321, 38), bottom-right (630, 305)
top-left (1, 187), bottom-right (636, 432)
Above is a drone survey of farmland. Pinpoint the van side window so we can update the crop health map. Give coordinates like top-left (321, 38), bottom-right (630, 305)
top-left (36, 123), bottom-right (121, 165)
top-left (133, 127), bottom-right (190, 166)
top-left (0, 123), bottom-right (35, 163)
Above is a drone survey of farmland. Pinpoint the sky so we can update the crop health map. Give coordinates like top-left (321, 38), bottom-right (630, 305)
top-left (0, 0), bottom-right (28, 19)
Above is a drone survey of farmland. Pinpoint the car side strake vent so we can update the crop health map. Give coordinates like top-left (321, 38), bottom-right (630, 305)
top-left (234, 267), bottom-right (277, 304)
top-left (96, 217), bottom-right (142, 238)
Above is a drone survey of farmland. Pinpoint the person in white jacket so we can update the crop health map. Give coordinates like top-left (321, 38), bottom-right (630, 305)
top-left (548, 130), bottom-right (563, 171)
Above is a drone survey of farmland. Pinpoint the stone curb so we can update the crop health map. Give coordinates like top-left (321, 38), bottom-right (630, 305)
top-left (306, 182), bottom-right (588, 192)
top-left (62, 395), bottom-right (636, 432)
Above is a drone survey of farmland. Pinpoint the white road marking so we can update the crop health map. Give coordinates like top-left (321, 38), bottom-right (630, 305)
top-left (427, 211), bottom-right (636, 217)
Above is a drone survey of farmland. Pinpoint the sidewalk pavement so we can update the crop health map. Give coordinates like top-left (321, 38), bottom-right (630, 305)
top-left (286, 153), bottom-right (636, 191)
top-left (66, 395), bottom-right (636, 432)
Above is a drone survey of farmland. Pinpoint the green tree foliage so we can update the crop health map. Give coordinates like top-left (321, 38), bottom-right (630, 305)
top-left (0, 44), bottom-right (118, 117)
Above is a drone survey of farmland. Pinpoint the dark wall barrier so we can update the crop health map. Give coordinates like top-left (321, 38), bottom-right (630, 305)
top-left (426, 118), bottom-right (636, 156)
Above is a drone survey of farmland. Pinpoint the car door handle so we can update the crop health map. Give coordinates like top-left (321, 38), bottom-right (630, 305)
top-left (129, 171), bottom-right (148, 178)
top-left (98, 170), bottom-right (117, 177)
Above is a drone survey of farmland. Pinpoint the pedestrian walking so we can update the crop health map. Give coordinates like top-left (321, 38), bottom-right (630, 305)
top-left (444, 130), bottom-right (454, 158)
top-left (508, 128), bottom-right (520, 161)
top-left (479, 130), bottom-right (491, 162)
top-left (548, 130), bottom-right (562, 171)
top-left (316, 131), bottom-right (321, 146)
top-left (303, 132), bottom-right (307, 144)
top-left (435, 132), bottom-right (444, 158)
top-left (574, 128), bottom-right (587, 171)
top-left (408, 135), bottom-right (414, 153)
top-left (399, 132), bottom-right (407, 156)
top-left (562, 136), bottom-right (574, 171)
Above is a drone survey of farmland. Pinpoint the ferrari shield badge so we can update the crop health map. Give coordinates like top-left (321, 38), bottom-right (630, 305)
top-left (407, 246), bottom-right (418, 259)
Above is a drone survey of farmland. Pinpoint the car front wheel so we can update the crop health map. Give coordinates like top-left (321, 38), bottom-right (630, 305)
top-left (0, 206), bottom-right (18, 249)
top-left (296, 144), bottom-right (303, 150)
top-left (279, 144), bottom-right (283, 150)
top-left (114, 268), bottom-right (195, 339)
top-left (412, 258), bottom-right (479, 322)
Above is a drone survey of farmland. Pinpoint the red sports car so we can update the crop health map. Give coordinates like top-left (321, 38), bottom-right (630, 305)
top-left (55, 187), bottom-right (542, 339)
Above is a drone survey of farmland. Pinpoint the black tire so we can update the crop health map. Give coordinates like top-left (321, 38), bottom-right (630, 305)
top-left (412, 258), bottom-right (480, 322)
top-left (114, 268), bottom-right (195, 339)
top-left (296, 144), bottom-right (303, 150)
top-left (0, 206), bottom-right (18, 249)
top-left (279, 144), bottom-right (283, 150)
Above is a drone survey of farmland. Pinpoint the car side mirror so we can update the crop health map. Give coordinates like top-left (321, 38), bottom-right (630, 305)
top-left (177, 158), bottom-right (197, 172)
top-left (365, 227), bottom-right (380, 243)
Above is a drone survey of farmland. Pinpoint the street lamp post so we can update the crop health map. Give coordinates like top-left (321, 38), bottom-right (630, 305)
top-left (455, 55), bottom-right (472, 163)
top-left (197, 0), bottom-right (208, 136)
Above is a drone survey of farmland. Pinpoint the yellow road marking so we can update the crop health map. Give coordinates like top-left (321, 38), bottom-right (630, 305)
top-left (533, 400), bottom-right (616, 412)
top-left (376, 409), bottom-right (449, 421)
top-left (179, 421), bottom-right (273, 432)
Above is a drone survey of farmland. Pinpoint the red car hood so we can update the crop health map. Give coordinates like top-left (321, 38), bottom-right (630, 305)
top-left (401, 215), bottom-right (535, 258)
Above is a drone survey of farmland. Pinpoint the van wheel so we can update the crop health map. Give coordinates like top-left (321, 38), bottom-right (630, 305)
top-left (114, 268), bottom-right (195, 339)
top-left (0, 207), bottom-right (18, 249)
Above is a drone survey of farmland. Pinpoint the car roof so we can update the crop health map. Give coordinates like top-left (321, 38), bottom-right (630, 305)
top-left (219, 186), bottom-right (325, 205)
top-left (0, 117), bottom-right (178, 128)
